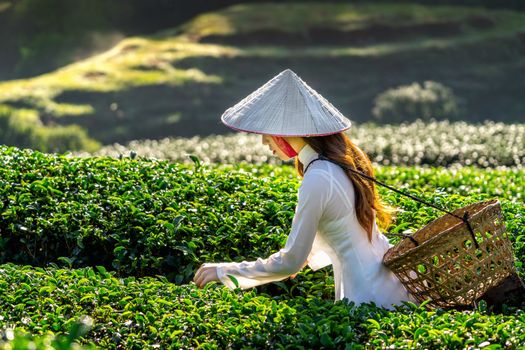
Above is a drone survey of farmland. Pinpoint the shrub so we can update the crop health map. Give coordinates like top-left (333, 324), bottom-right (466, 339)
top-left (78, 121), bottom-right (525, 168)
top-left (31, 124), bottom-right (100, 153)
top-left (0, 263), bottom-right (524, 349)
top-left (0, 147), bottom-right (524, 349)
top-left (0, 105), bottom-right (40, 149)
top-left (0, 104), bottom-right (100, 153)
top-left (0, 315), bottom-right (98, 350)
top-left (0, 146), bottom-right (300, 288)
top-left (372, 81), bottom-right (461, 123)
top-left (1, 146), bottom-right (523, 288)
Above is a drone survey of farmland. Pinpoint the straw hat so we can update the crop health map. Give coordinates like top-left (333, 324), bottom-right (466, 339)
top-left (221, 69), bottom-right (352, 137)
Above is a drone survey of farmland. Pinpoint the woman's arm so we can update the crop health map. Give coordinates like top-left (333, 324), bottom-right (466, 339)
top-left (194, 169), bottom-right (331, 290)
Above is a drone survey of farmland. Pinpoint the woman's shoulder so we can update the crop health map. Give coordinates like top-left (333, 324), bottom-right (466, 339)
top-left (300, 160), bottom-right (341, 191)
top-left (304, 158), bottom-right (347, 179)
top-left (303, 160), bottom-right (332, 179)
top-left (303, 158), bottom-right (356, 197)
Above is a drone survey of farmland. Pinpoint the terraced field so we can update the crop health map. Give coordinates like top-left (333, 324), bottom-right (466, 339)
top-left (1, 3), bottom-right (525, 152)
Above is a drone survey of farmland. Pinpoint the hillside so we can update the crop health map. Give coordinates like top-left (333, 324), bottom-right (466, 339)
top-left (1, 3), bottom-right (524, 151)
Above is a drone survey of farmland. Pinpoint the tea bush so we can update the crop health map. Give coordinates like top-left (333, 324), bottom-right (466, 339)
top-left (0, 145), bottom-right (301, 287)
top-left (1, 145), bottom-right (524, 286)
top-left (1, 146), bottom-right (525, 348)
top-left (0, 264), bottom-right (524, 349)
top-left (0, 105), bottom-right (100, 153)
top-left (77, 121), bottom-right (525, 168)
top-left (372, 81), bottom-right (461, 123)
top-left (0, 316), bottom-right (98, 350)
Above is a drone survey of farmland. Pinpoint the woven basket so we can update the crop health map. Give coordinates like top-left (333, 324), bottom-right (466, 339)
top-left (383, 199), bottom-right (516, 309)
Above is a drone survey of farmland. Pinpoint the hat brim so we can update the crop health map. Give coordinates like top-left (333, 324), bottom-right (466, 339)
top-left (221, 118), bottom-right (351, 137)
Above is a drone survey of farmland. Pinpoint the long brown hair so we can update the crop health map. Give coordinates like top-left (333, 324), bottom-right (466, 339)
top-left (295, 133), bottom-right (394, 242)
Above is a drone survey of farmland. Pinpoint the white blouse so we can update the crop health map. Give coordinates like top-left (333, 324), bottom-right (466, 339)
top-left (214, 144), bottom-right (416, 309)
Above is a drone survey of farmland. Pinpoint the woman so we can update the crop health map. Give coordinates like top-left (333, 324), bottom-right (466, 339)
top-left (193, 69), bottom-right (415, 309)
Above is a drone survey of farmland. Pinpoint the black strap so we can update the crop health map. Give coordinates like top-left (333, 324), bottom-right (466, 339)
top-left (305, 155), bottom-right (479, 249)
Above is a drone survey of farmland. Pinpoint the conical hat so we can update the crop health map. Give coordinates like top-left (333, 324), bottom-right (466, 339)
top-left (221, 69), bottom-right (352, 136)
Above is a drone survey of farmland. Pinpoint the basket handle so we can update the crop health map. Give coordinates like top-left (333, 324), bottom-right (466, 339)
top-left (305, 155), bottom-right (480, 249)
top-left (386, 232), bottom-right (420, 246)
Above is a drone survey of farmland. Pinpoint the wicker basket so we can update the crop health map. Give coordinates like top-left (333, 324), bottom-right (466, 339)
top-left (383, 199), bottom-right (516, 309)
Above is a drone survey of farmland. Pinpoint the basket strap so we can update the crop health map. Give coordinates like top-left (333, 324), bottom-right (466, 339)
top-left (386, 233), bottom-right (420, 247)
top-left (305, 155), bottom-right (480, 249)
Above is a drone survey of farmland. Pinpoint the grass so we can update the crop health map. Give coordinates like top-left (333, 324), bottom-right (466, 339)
top-left (0, 1), bottom-right (11, 13)
top-left (178, 3), bottom-right (522, 38)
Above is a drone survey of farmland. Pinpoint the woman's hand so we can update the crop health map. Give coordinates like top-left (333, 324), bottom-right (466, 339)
top-left (193, 263), bottom-right (220, 288)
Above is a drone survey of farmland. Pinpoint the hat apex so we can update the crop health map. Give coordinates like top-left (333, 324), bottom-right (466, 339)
top-left (221, 69), bottom-right (352, 137)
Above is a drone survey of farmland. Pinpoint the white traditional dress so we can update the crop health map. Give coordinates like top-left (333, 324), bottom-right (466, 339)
top-left (214, 144), bottom-right (415, 309)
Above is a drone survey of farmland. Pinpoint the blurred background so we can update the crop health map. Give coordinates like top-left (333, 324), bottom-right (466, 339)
top-left (0, 0), bottom-right (524, 154)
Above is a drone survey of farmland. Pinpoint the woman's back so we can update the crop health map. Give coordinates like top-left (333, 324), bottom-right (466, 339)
top-left (301, 145), bottom-right (414, 308)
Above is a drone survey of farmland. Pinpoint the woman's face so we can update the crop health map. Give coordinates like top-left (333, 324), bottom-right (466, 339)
top-left (261, 135), bottom-right (290, 161)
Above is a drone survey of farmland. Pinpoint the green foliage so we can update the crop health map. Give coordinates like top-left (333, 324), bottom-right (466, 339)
top-left (350, 121), bottom-right (525, 168)
top-left (0, 146), bottom-right (299, 286)
top-left (1, 146), bottom-right (524, 286)
top-left (362, 305), bottom-right (525, 348)
top-left (0, 146), bottom-right (524, 348)
top-left (31, 124), bottom-right (100, 153)
top-left (0, 263), bottom-right (524, 349)
top-left (84, 121), bottom-right (525, 168)
top-left (0, 105), bottom-right (40, 148)
top-left (0, 1), bottom-right (236, 80)
top-left (0, 316), bottom-right (98, 350)
top-left (2, 3), bottom-right (525, 147)
top-left (0, 105), bottom-right (100, 153)
top-left (372, 81), bottom-right (461, 123)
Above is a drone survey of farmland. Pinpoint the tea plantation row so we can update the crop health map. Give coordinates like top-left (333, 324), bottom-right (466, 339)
top-left (79, 121), bottom-right (525, 168)
top-left (1, 146), bottom-right (524, 286)
top-left (1, 263), bottom-right (525, 349)
top-left (0, 316), bottom-right (97, 350)
top-left (1, 146), bottom-right (525, 348)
